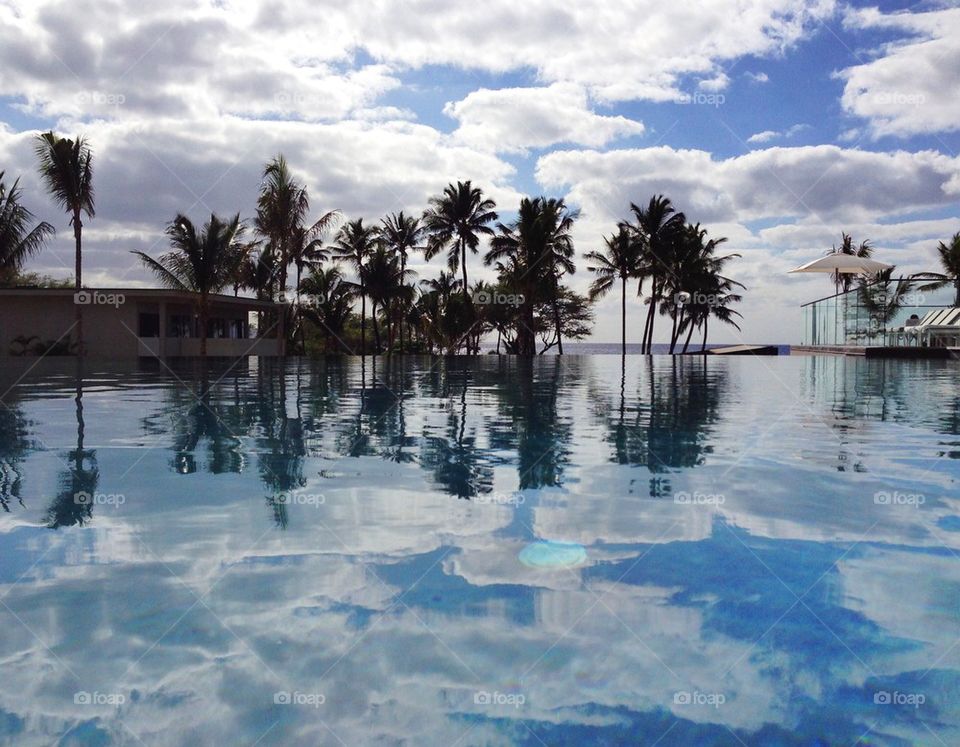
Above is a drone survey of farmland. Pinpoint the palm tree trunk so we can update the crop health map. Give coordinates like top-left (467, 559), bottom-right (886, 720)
top-left (496, 328), bottom-right (501, 354)
top-left (552, 298), bottom-right (563, 355)
top-left (521, 296), bottom-right (535, 356)
top-left (682, 319), bottom-right (695, 353)
top-left (399, 255), bottom-right (406, 354)
top-left (701, 317), bottom-right (709, 352)
top-left (74, 211), bottom-right (84, 356)
top-left (372, 301), bottom-right (381, 354)
top-left (955, 277), bottom-right (960, 307)
top-left (621, 276), bottom-right (626, 357)
top-left (648, 281), bottom-right (659, 355)
top-left (360, 283), bottom-right (366, 355)
top-left (199, 293), bottom-right (208, 358)
top-left (387, 301), bottom-right (394, 355)
top-left (642, 278), bottom-right (658, 354)
top-left (296, 262), bottom-right (306, 355)
top-left (461, 237), bottom-right (469, 303)
top-left (670, 307), bottom-right (684, 354)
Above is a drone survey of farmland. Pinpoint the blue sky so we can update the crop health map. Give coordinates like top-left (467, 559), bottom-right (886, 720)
top-left (1, 0), bottom-right (959, 343)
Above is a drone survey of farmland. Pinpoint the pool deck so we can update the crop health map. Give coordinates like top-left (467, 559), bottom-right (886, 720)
top-left (791, 345), bottom-right (960, 359)
top-left (707, 344), bottom-right (781, 356)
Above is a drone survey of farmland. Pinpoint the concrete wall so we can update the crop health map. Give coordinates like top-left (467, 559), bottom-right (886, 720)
top-left (0, 293), bottom-right (280, 358)
top-left (0, 294), bottom-right (141, 357)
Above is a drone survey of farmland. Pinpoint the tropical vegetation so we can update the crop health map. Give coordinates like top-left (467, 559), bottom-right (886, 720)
top-left (7, 140), bottom-right (757, 356)
top-left (132, 213), bottom-right (248, 356)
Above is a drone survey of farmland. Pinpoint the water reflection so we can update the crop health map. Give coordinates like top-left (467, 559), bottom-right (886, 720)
top-left (0, 355), bottom-right (959, 745)
top-left (46, 363), bottom-right (99, 529)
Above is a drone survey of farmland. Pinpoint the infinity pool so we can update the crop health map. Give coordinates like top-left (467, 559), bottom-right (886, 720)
top-left (1, 355), bottom-right (959, 746)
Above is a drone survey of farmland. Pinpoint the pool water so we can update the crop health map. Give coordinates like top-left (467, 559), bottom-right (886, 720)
top-left (1, 354), bottom-right (959, 746)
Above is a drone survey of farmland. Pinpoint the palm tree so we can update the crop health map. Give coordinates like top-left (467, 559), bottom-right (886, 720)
top-left (421, 271), bottom-right (462, 304)
top-left (662, 223), bottom-right (732, 353)
top-left (585, 226), bottom-right (641, 356)
top-left (485, 197), bottom-right (573, 356)
top-left (697, 279), bottom-right (743, 351)
top-left (363, 245), bottom-right (413, 354)
top-left (0, 171), bottom-right (55, 283)
top-left (381, 211), bottom-right (426, 353)
top-left (675, 249), bottom-right (744, 353)
top-left (299, 265), bottom-right (357, 353)
top-left (829, 233), bottom-right (873, 294)
top-left (532, 198), bottom-right (577, 354)
top-left (423, 181), bottom-right (497, 301)
top-left (330, 218), bottom-right (380, 354)
top-left (256, 155), bottom-right (334, 354)
top-left (858, 267), bottom-right (913, 340)
top-left (34, 132), bottom-right (94, 353)
top-left (913, 232), bottom-right (960, 306)
top-left (290, 212), bottom-right (340, 301)
top-left (623, 196), bottom-right (686, 353)
top-left (34, 133), bottom-right (94, 288)
top-left (255, 155), bottom-right (309, 296)
top-left (417, 272), bottom-right (470, 353)
top-left (288, 213), bottom-right (340, 353)
top-left (486, 198), bottom-right (543, 356)
top-left (132, 213), bottom-right (247, 357)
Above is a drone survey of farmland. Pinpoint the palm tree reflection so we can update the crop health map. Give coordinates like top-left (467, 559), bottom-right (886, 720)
top-left (601, 356), bottom-right (727, 494)
top-left (46, 362), bottom-right (99, 528)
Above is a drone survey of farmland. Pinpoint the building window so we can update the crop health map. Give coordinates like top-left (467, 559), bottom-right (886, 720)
top-left (208, 318), bottom-right (227, 338)
top-left (169, 314), bottom-right (193, 338)
top-left (138, 312), bottom-right (160, 338)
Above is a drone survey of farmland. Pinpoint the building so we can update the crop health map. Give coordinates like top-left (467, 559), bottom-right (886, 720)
top-left (0, 288), bottom-right (284, 357)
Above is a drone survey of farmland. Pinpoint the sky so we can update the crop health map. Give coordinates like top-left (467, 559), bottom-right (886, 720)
top-left (1, 0), bottom-right (959, 345)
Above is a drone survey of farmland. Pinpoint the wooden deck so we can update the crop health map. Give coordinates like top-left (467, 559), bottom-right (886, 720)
top-left (706, 344), bottom-right (781, 356)
top-left (791, 345), bottom-right (960, 359)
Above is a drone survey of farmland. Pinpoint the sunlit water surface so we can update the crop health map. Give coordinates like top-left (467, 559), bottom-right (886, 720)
top-left (1, 355), bottom-right (959, 746)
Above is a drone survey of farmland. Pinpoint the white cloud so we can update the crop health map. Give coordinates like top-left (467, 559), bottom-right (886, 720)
top-left (444, 84), bottom-right (644, 154)
top-left (536, 144), bottom-right (960, 224)
top-left (0, 118), bottom-right (522, 286)
top-left (0, 0), bottom-right (837, 117)
top-left (745, 71), bottom-right (770, 83)
top-left (535, 144), bottom-right (960, 342)
top-left (839, 6), bottom-right (960, 137)
top-left (837, 127), bottom-right (861, 143)
top-left (747, 130), bottom-right (779, 144)
top-left (698, 71), bottom-right (731, 92)
top-left (746, 123), bottom-right (808, 145)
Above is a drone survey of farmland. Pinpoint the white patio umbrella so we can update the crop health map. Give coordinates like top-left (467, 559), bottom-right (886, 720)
top-left (788, 254), bottom-right (893, 275)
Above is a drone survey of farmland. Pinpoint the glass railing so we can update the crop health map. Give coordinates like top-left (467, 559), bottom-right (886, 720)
top-left (801, 279), bottom-right (958, 346)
